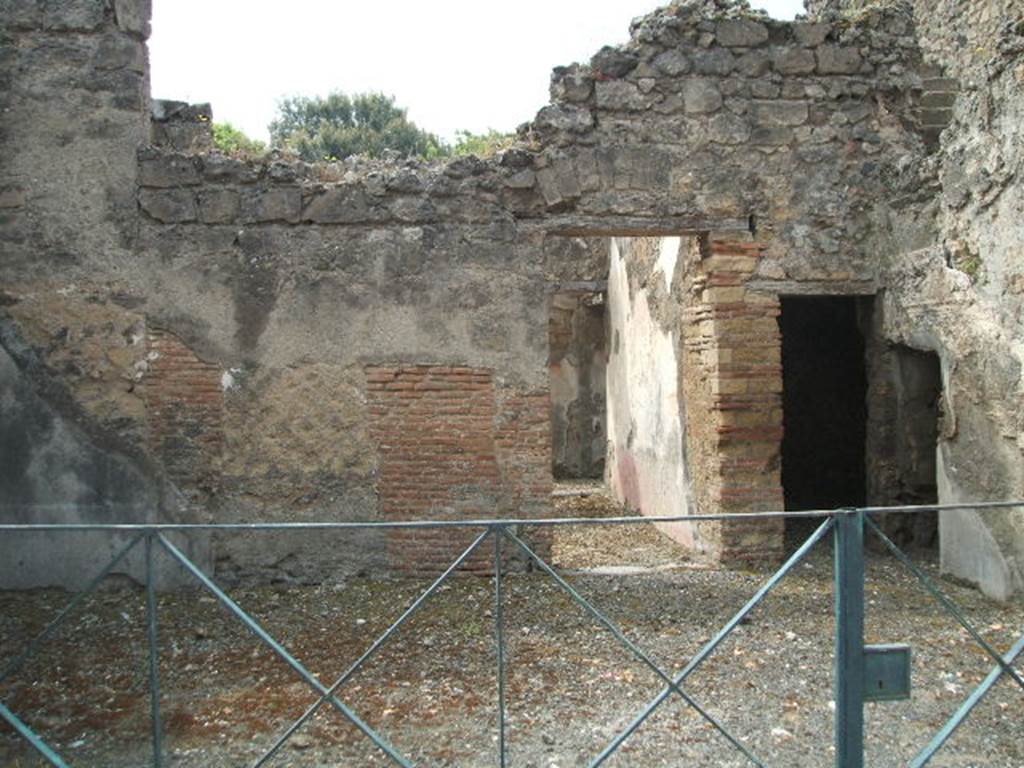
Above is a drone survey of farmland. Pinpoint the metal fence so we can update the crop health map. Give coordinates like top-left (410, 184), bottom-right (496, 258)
top-left (1, 501), bottom-right (1022, 768)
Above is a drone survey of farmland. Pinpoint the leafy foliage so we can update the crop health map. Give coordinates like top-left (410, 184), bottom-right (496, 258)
top-left (450, 129), bottom-right (515, 158)
top-left (269, 91), bottom-right (446, 162)
top-left (212, 122), bottom-right (266, 156)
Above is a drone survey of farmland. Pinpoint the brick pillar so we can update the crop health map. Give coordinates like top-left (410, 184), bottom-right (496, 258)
top-left (366, 365), bottom-right (552, 574)
top-left (682, 236), bottom-right (784, 563)
top-left (144, 329), bottom-right (224, 501)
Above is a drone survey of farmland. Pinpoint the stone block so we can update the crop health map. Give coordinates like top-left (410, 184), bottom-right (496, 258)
top-left (534, 104), bottom-right (594, 133)
top-left (550, 67), bottom-right (593, 103)
top-left (817, 45), bottom-right (863, 75)
top-left (693, 48), bottom-right (736, 76)
top-left (114, 0), bottom-right (152, 39)
top-left (773, 48), bottom-right (816, 75)
top-left (202, 154), bottom-right (261, 184)
top-left (922, 77), bottom-right (959, 91)
top-left (590, 46), bottom-right (638, 78)
top-left (707, 112), bottom-right (750, 144)
top-left (242, 188), bottom-right (301, 223)
top-left (572, 150), bottom-right (601, 192)
top-left (94, 34), bottom-right (146, 73)
top-left (920, 92), bottom-right (957, 108)
top-left (683, 79), bottom-right (723, 115)
top-left (3, 0), bottom-right (40, 27)
top-left (151, 123), bottom-right (213, 153)
top-left (139, 189), bottom-right (196, 223)
top-left (706, 254), bottom-right (758, 272)
top-left (750, 126), bottom-right (794, 145)
top-left (702, 286), bottom-right (747, 303)
top-left (780, 82), bottom-right (807, 100)
top-left (198, 189), bottom-right (239, 224)
top-left (753, 100), bottom-right (808, 127)
top-left (139, 154), bottom-right (200, 188)
top-left (594, 81), bottom-right (650, 111)
top-left (42, 0), bottom-right (106, 31)
top-left (304, 186), bottom-right (378, 224)
top-left (653, 49), bottom-right (691, 76)
top-left (711, 378), bottom-right (748, 395)
top-left (751, 81), bottom-right (781, 99)
top-left (920, 108), bottom-right (954, 128)
top-left (736, 51), bottom-right (770, 78)
top-left (504, 169), bottom-right (536, 190)
top-left (536, 164), bottom-right (581, 208)
top-left (86, 70), bottom-right (145, 111)
top-left (793, 22), bottom-right (830, 47)
top-left (716, 19), bottom-right (769, 47)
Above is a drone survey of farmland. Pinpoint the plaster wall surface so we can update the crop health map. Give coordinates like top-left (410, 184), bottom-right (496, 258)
top-left (606, 237), bottom-right (696, 548)
top-left (0, 335), bottom-right (207, 588)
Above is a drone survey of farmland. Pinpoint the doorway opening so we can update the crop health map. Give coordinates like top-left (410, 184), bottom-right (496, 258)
top-left (779, 296), bottom-right (870, 542)
top-left (548, 289), bottom-right (607, 482)
top-left (880, 345), bottom-right (942, 549)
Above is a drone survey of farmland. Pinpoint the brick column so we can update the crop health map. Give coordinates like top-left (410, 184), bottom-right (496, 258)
top-left (366, 365), bottom-right (551, 574)
top-left (682, 236), bottom-right (784, 563)
top-left (145, 329), bottom-right (224, 501)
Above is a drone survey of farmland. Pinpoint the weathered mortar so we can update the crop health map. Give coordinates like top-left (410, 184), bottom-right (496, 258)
top-left (2, 0), bottom-right (1022, 593)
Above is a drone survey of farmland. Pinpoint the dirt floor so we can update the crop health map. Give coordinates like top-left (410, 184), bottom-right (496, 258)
top-left (1, 486), bottom-right (1023, 767)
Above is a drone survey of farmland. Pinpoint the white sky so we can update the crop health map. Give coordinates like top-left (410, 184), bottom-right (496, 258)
top-left (149, 0), bottom-right (805, 145)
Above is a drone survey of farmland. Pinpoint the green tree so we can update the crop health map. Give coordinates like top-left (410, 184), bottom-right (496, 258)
top-left (212, 122), bottom-right (266, 155)
top-left (269, 91), bottom-right (445, 162)
top-left (451, 129), bottom-right (515, 158)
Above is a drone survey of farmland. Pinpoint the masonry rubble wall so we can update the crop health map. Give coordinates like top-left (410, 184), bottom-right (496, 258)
top-left (2, 0), bottom-right (1022, 594)
top-left (807, 0), bottom-right (1024, 597)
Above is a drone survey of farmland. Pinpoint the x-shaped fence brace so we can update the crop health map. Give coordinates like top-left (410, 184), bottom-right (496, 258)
top-left (860, 517), bottom-right (1024, 767)
top-left (0, 511), bottom-right (1021, 768)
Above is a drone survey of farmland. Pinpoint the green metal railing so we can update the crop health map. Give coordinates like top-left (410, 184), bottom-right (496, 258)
top-left (0, 501), bottom-right (1022, 767)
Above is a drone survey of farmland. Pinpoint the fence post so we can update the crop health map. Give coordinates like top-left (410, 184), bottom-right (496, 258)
top-left (145, 532), bottom-right (163, 768)
top-left (493, 525), bottom-right (507, 768)
top-left (834, 509), bottom-right (865, 768)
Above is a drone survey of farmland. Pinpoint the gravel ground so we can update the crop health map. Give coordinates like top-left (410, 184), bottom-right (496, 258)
top-left (1, 489), bottom-right (1022, 767)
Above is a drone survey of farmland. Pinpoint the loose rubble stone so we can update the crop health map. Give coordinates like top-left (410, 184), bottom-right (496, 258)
top-left (683, 79), bottom-right (724, 114)
top-left (653, 49), bottom-right (691, 76)
top-left (816, 45), bottom-right (864, 74)
top-left (590, 46), bottom-right (639, 78)
top-left (716, 18), bottom-right (769, 47)
top-left (773, 48), bottom-right (817, 75)
top-left (197, 189), bottom-right (239, 224)
top-left (139, 188), bottom-right (197, 222)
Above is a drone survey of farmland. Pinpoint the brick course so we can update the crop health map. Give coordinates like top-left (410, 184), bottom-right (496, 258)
top-left (683, 237), bottom-right (785, 563)
top-left (144, 329), bottom-right (224, 501)
top-left (366, 365), bottom-right (552, 574)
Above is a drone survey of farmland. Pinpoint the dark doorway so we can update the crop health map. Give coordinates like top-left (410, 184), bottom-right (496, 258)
top-left (879, 345), bottom-right (942, 548)
top-left (780, 297), bottom-right (869, 524)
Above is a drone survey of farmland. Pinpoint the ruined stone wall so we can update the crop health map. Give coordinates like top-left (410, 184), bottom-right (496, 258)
top-left (9, 0), bottom-right (1023, 589)
top-left (0, 1), bottom-right (212, 585)
top-left (914, 1), bottom-right (1024, 599)
top-left (809, 0), bottom-right (1024, 597)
